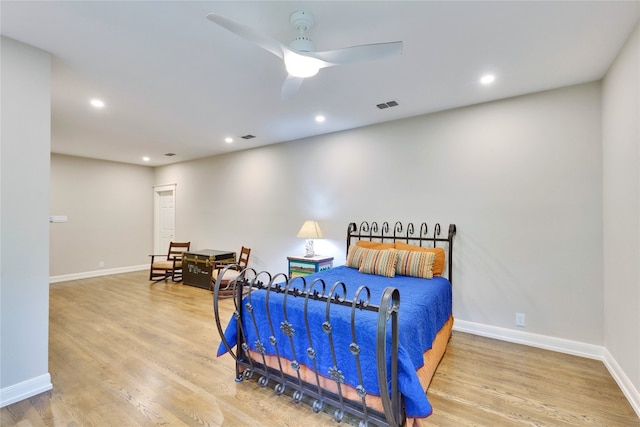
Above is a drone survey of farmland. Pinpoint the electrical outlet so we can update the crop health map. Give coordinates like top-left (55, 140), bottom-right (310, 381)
top-left (515, 312), bottom-right (525, 327)
top-left (99, 261), bottom-right (105, 268)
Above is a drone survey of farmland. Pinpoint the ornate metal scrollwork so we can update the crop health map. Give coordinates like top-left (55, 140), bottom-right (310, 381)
top-left (386, 303), bottom-right (400, 321)
top-left (349, 343), bottom-right (360, 355)
top-left (322, 321), bottom-right (332, 334)
top-left (407, 222), bottom-right (416, 238)
top-left (380, 221), bottom-right (389, 236)
top-left (258, 376), bottom-right (268, 387)
top-left (419, 222), bottom-right (428, 240)
top-left (328, 366), bottom-right (345, 384)
top-left (394, 221), bottom-right (403, 238)
top-left (280, 320), bottom-right (295, 337)
top-left (274, 383), bottom-right (285, 395)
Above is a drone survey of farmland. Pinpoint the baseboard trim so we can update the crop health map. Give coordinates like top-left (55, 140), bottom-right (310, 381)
top-left (453, 319), bottom-right (605, 359)
top-left (603, 348), bottom-right (640, 418)
top-left (0, 373), bottom-right (52, 408)
top-left (453, 319), bottom-right (640, 418)
top-left (49, 264), bottom-right (148, 283)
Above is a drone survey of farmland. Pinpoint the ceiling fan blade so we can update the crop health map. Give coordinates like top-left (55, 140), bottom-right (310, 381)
top-left (306, 41), bottom-right (403, 67)
top-left (206, 13), bottom-right (288, 59)
top-left (281, 74), bottom-right (304, 100)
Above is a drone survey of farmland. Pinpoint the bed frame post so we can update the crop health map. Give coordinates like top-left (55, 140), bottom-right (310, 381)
top-left (377, 287), bottom-right (402, 427)
top-left (234, 276), bottom-right (245, 381)
top-left (346, 222), bottom-right (356, 255)
top-left (447, 224), bottom-right (457, 284)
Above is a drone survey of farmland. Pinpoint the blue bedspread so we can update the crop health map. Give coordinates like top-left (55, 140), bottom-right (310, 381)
top-left (217, 266), bottom-right (452, 418)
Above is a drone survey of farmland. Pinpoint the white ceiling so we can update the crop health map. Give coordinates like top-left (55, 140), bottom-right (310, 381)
top-left (1, 1), bottom-right (638, 166)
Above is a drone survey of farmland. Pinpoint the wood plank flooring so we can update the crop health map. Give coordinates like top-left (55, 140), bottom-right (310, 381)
top-left (1, 271), bottom-right (638, 426)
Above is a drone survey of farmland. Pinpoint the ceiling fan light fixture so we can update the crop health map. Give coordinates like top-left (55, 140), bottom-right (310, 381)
top-left (206, 10), bottom-right (403, 99)
top-left (284, 52), bottom-right (320, 78)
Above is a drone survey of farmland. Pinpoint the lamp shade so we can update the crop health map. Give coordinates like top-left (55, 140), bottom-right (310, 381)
top-left (296, 220), bottom-right (323, 239)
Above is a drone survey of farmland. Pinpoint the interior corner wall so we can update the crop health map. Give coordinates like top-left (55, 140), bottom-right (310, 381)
top-left (49, 154), bottom-right (155, 278)
top-left (155, 80), bottom-right (604, 346)
top-left (0, 37), bottom-right (52, 406)
top-left (602, 20), bottom-right (640, 405)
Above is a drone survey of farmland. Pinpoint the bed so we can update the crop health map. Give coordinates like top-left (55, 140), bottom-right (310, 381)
top-left (213, 221), bottom-right (456, 427)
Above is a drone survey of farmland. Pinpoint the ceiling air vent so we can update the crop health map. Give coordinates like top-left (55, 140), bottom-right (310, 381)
top-left (241, 134), bottom-right (256, 140)
top-left (376, 100), bottom-right (399, 109)
top-left (164, 153), bottom-right (176, 156)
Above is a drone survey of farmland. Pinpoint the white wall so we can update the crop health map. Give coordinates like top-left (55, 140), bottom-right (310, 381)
top-left (155, 81), bottom-right (604, 345)
top-left (49, 154), bottom-right (154, 279)
top-left (0, 37), bottom-right (52, 406)
top-left (602, 21), bottom-right (640, 408)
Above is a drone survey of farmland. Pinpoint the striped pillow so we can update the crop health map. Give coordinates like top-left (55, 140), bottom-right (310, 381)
top-left (359, 249), bottom-right (398, 277)
top-left (396, 249), bottom-right (436, 279)
top-left (395, 242), bottom-right (445, 276)
top-left (346, 245), bottom-right (370, 268)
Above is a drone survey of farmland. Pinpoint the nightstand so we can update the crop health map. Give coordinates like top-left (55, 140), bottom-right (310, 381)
top-left (287, 255), bottom-right (334, 278)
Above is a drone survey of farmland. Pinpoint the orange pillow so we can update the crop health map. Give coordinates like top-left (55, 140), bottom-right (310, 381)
top-left (394, 242), bottom-right (445, 276)
top-left (355, 241), bottom-right (395, 250)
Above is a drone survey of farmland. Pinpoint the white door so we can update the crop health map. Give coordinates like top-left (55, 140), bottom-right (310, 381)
top-left (154, 184), bottom-right (176, 254)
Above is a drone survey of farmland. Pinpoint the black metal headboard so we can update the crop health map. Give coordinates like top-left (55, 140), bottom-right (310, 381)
top-left (346, 221), bottom-right (457, 283)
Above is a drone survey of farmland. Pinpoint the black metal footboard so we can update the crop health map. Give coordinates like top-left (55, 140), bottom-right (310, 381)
top-left (213, 267), bottom-right (403, 427)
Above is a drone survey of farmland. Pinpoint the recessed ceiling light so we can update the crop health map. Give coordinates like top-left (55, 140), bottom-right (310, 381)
top-left (90, 98), bottom-right (105, 108)
top-left (225, 137), bottom-right (233, 143)
top-left (480, 74), bottom-right (495, 85)
top-left (315, 115), bottom-right (325, 123)
top-left (142, 156), bottom-right (150, 162)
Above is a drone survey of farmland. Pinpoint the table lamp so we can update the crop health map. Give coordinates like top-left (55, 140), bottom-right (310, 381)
top-left (296, 220), bottom-right (323, 257)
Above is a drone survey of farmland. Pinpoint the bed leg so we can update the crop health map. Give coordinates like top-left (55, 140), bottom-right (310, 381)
top-left (235, 364), bottom-right (243, 382)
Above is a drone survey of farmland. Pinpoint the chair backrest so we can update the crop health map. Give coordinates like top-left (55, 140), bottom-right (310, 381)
top-left (168, 242), bottom-right (190, 261)
top-left (237, 246), bottom-right (251, 269)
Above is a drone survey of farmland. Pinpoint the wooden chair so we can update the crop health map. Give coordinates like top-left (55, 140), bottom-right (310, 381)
top-left (211, 246), bottom-right (251, 295)
top-left (149, 241), bottom-right (191, 282)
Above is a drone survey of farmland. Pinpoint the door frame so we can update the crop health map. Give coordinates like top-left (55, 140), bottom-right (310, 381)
top-left (153, 183), bottom-right (176, 255)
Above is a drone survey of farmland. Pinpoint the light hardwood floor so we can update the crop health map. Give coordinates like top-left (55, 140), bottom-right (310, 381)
top-left (1, 271), bottom-right (638, 426)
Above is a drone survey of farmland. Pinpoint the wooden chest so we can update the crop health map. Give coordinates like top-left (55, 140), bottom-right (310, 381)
top-left (183, 249), bottom-right (236, 289)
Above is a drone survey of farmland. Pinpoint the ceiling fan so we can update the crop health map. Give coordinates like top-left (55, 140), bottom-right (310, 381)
top-left (206, 10), bottom-right (403, 100)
